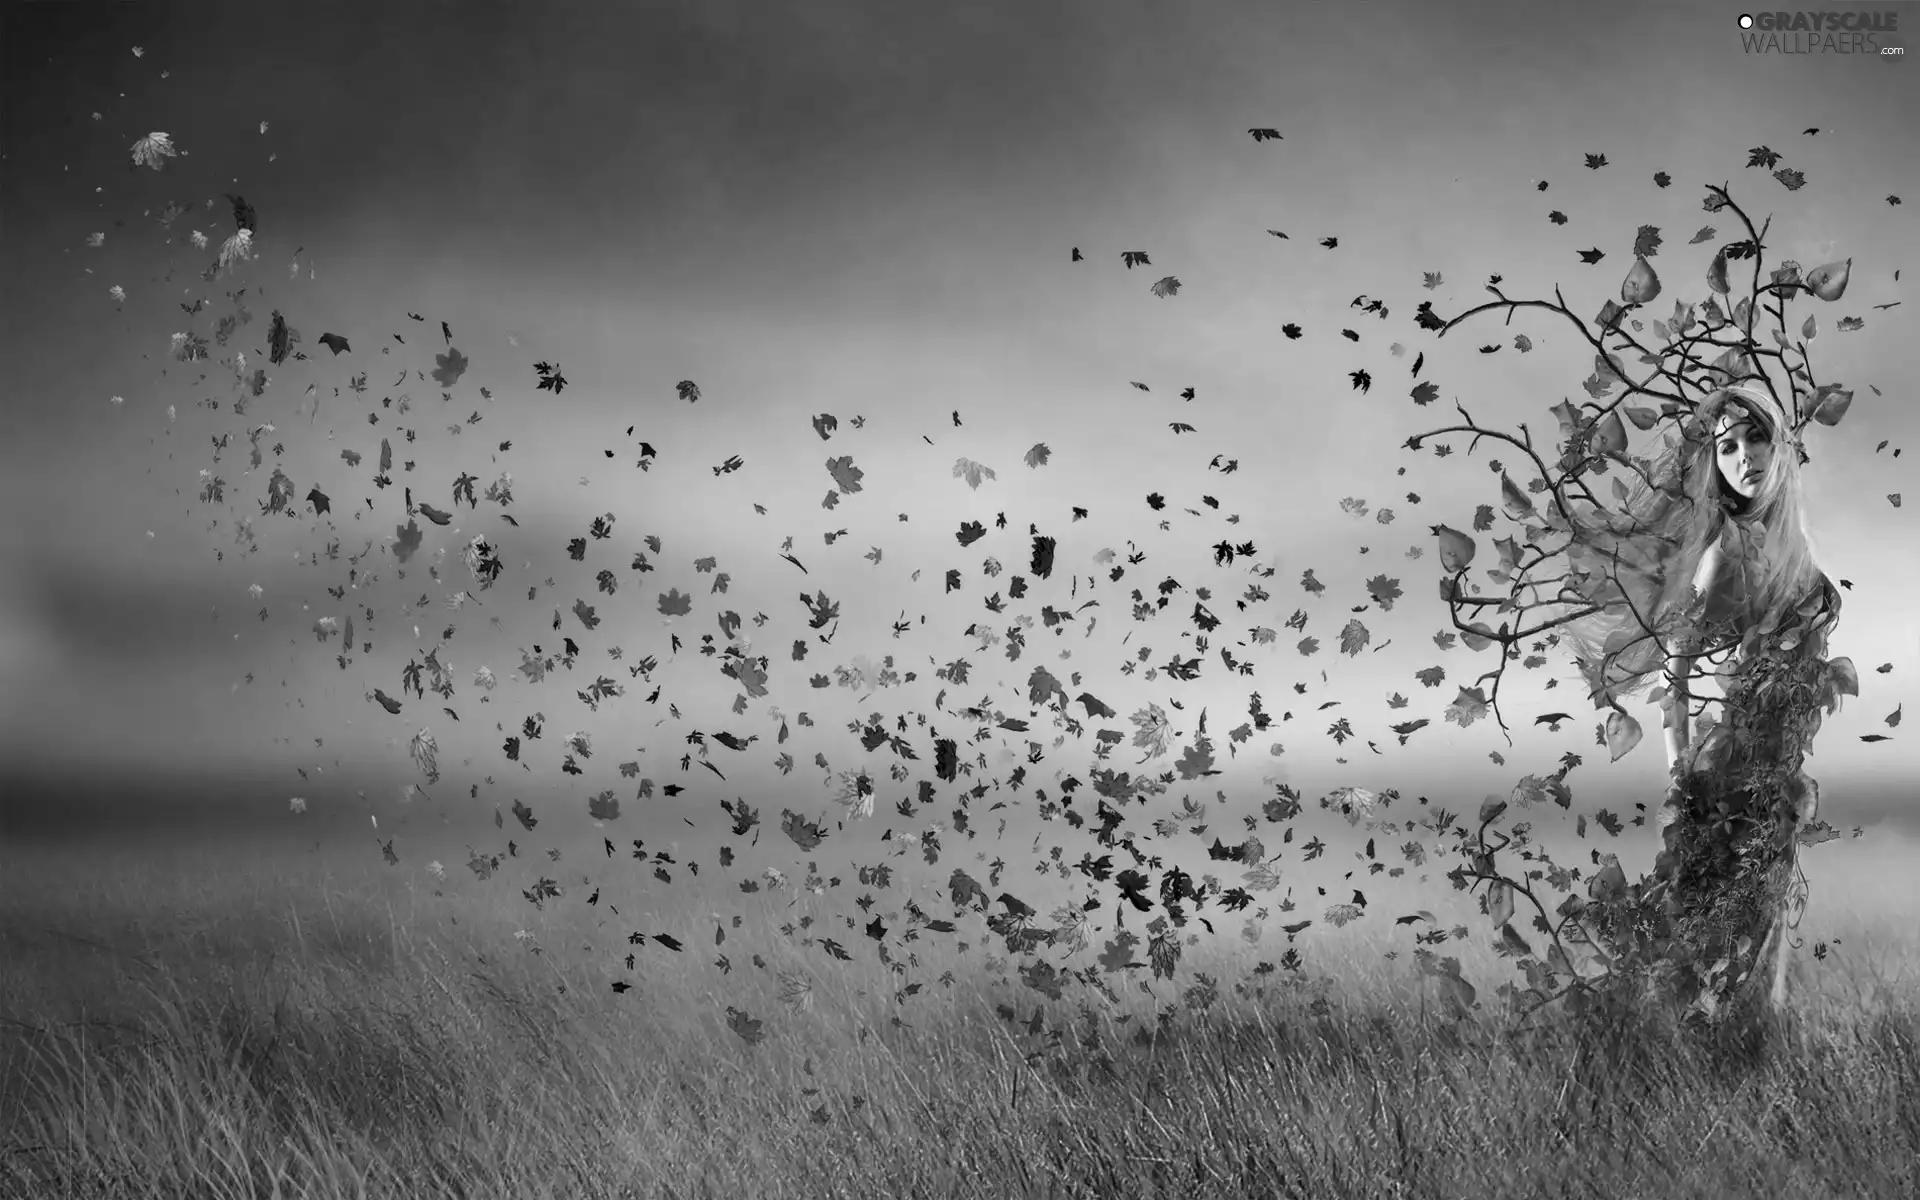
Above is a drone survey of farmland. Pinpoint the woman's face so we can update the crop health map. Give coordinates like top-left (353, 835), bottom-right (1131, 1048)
top-left (1714, 403), bottom-right (1772, 500)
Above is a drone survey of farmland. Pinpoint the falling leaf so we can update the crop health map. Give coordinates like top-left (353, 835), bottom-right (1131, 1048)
top-left (432, 347), bottom-right (469, 387)
top-left (131, 131), bottom-right (177, 169)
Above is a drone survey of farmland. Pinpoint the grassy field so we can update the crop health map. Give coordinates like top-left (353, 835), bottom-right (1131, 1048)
top-left (3, 830), bottom-right (1917, 1200)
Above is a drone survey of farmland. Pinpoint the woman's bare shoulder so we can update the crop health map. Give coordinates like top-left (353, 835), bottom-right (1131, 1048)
top-left (1690, 537), bottom-right (1727, 593)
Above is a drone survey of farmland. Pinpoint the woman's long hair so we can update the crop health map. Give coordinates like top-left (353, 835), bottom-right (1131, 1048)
top-left (1556, 383), bottom-right (1826, 710)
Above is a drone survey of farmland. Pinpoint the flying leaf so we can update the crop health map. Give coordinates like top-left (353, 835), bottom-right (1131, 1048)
top-left (432, 347), bottom-right (469, 387)
top-left (725, 1007), bottom-right (765, 1045)
top-left (392, 519), bottom-right (424, 563)
top-left (953, 459), bottom-right (998, 490)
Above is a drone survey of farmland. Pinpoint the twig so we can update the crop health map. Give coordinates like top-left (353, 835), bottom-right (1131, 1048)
top-left (1409, 194), bottom-right (1801, 740)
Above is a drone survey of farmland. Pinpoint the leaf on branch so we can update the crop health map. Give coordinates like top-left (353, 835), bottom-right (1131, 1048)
top-left (1487, 880), bottom-right (1514, 927)
top-left (1604, 710), bottom-right (1643, 762)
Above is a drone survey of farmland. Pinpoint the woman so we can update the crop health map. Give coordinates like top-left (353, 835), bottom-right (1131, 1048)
top-left (1555, 382), bottom-right (1845, 1026)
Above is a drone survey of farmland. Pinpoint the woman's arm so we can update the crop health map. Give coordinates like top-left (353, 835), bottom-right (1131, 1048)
top-left (1662, 646), bottom-right (1691, 776)
top-left (1662, 540), bottom-right (1724, 781)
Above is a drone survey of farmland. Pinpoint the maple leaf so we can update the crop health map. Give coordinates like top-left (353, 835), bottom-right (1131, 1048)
top-left (1098, 930), bottom-right (1139, 972)
top-left (409, 728), bottom-right (440, 783)
top-left (726, 1007), bottom-right (765, 1045)
top-left (1129, 704), bottom-right (1173, 758)
top-left (131, 131), bottom-right (178, 169)
top-left (782, 809), bottom-right (827, 851)
top-left (1115, 870), bottom-right (1153, 911)
top-left (1339, 619), bottom-right (1370, 656)
top-left (432, 347), bottom-right (469, 387)
top-left (572, 598), bottom-right (600, 630)
top-left (392, 519), bottom-right (424, 563)
top-left (801, 590), bottom-right (840, 629)
top-left (1148, 928), bottom-right (1181, 979)
top-left (1021, 959), bottom-right (1065, 1000)
top-left (1578, 247), bottom-right (1605, 264)
top-left (1175, 738), bottom-right (1218, 780)
top-left (953, 458), bottom-right (997, 490)
top-left (579, 787), bottom-right (618, 821)
top-left (319, 332), bottom-right (351, 355)
top-left (1365, 574), bottom-right (1402, 610)
top-left (677, 380), bottom-right (701, 403)
top-left (1444, 686), bottom-right (1490, 728)
top-left (826, 456), bottom-right (864, 493)
top-left (718, 798), bottom-right (761, 838)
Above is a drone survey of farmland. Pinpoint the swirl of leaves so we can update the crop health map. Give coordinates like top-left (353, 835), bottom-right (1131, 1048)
top-left (90, 73), bottom-right (1897, 1072)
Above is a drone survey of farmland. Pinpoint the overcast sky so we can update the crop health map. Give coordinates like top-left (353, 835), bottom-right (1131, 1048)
top-left (2, 0), bottom-right (1916, 859)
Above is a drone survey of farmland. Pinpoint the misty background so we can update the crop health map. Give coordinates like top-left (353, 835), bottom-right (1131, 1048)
top-left (1, 0), bottom-right (1915, 924)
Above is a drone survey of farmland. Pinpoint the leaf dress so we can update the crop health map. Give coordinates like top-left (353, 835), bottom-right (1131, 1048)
top-left (1584, 520), bottom-right (1847, 1026)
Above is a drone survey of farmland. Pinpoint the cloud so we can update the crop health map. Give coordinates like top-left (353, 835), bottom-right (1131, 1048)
top-left (17, 548), bottom-right (239, 668)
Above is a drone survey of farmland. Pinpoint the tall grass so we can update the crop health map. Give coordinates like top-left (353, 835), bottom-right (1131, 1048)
top-left (3, 837), bottom-right (1916, 1199)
